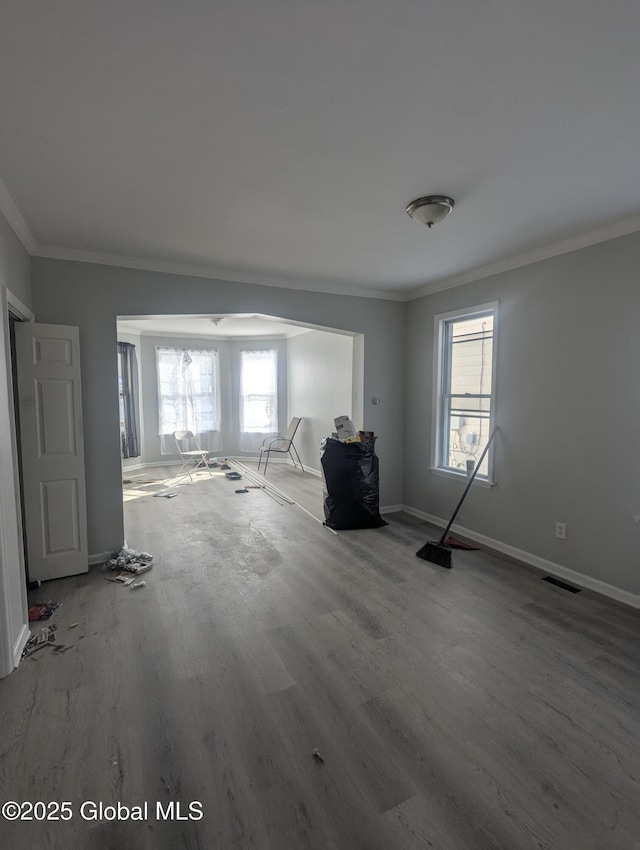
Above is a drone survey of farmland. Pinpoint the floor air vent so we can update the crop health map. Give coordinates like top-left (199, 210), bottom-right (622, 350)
top-left (543, 576), bottom-right (581, 593)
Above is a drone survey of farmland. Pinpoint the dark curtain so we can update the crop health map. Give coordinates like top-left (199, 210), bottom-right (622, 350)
top-left (118, 342), bottom-right (141, 458)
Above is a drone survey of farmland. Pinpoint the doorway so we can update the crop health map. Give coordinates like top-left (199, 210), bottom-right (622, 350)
top-left (0, 287), bottom-right (33, 676)
top-left (115, 313), bottom-right (363, 477)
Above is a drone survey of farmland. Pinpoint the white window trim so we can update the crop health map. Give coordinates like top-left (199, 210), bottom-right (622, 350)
top-left (239, 348), bottom-right (278, 434)
top-left (155, 346), bottom-right (221, 436)
top-left (430, 300), bottom-right (499, 487)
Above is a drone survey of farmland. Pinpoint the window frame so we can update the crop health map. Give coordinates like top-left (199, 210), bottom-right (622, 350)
top-left (155, 346), bottom-right (221, 436)
top-left (239, 348), bottom-right (278, 434)
top-left (430, 301), bottom-right (498, 487)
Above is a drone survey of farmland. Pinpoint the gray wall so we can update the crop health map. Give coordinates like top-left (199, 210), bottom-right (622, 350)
top-left (287, 329), bottom-right (355, 472)
top-left (405, 231), bottom-right (640, 597)
top-left (136, 334), bottom-right (288, 464)
top-left (31, 258), bottom-right (406, 557)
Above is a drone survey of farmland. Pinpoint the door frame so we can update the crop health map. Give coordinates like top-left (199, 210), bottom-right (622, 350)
top-left (0, 286), bottom-right (33, 677)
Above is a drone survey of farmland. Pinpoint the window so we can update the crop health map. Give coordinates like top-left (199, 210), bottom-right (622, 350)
top-left (240, 349), bottom-right (277, 433)
top-left (156, 347), bottom-right (220, 438)
top-left (433, 303), bottom-right (497, 480)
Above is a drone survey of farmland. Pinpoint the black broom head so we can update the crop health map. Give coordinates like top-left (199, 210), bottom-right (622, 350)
top-left (416, 540), bottom-right (453, 568)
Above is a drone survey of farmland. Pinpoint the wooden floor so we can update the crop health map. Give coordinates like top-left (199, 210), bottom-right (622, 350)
top-left (1, 461), bottom-right (639, 849)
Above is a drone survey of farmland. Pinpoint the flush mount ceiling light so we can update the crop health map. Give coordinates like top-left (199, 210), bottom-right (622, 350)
top-left (406, 195), bottom-right (455, 228)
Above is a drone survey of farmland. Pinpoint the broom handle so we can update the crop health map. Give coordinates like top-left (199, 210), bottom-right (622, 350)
top-left (439, 426), bottom-right (498, 544)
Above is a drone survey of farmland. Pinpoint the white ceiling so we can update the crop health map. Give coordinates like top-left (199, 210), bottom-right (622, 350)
top-left (2, 1), bottom-right (640, 299)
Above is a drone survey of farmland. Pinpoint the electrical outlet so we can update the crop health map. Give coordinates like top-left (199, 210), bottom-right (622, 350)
top-left (555, 522), bottom-right (567, 539)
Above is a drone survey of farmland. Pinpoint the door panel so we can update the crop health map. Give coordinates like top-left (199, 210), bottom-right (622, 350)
top-left (15, 323), bottom-right (88, 581)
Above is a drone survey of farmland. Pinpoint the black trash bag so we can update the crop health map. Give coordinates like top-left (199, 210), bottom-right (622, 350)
top-left (320, 438), bottom-right (387, 530)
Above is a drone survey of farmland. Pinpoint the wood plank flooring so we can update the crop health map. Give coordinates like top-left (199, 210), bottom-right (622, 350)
top-left (1, 461), bottom-right (639, 849)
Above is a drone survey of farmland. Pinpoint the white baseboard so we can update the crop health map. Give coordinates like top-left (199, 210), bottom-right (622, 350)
top-left (89, 550), bottom-right (116, 566)
top-left (124, 456), bottom-right (322, 475)
top-left (380, 504), bottom-right (403, 515)
top-left (122, 460), bottom-right (182, 472)
top-left (402, 505), bottom-right (640, 609)
top-left (297, 462), bottom-right (321, 477)
top-left (264, 457), bottom-right (321, 476)
top-left (13, 623), bottom-right (30, 669)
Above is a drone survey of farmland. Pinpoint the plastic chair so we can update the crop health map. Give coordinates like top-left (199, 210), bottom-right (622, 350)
top-left (258, 417), bottom-right (304, 475)
top-left (173, 430), bottom-right (213, 481)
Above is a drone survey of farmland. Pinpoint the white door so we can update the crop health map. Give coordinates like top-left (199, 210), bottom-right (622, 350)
top-left (15, 323), bottom-right (88, 581)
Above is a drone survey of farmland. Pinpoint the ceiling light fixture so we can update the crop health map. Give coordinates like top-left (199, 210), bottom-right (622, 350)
top-left (406, 195), bottom-right (455, 228)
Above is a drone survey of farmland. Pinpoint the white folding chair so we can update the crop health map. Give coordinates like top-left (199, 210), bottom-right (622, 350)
top-left (258, 417), bottom-right (304, 475)
top-left (173, 430), bottom-right (213, 481)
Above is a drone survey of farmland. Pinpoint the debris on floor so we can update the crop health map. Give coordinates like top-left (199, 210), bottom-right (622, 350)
top-left (116, 574), bottom-right (136, 585)
top-left (312, 748), bottom-right (325, 763)
top-left (28, 601), bottom-right (61, 621)
top-left (104, 546), bottom-right (154, 591)
top-left (235, 488), bottom-right (249, 494)
top-left (153, 491), bottom-right (179, 498)
top-left (105, 570), bottom-right (150, 587)
top-left (104, 546), bottom-right (153, 573)
top-left (195, 457), bottom-right (219, 469)
top-left (127, 562), bottom-right (152, 574)
top-left (225, 471), bottom-right (242, 480)
top-left (22, 624), bottom-right (58, 657)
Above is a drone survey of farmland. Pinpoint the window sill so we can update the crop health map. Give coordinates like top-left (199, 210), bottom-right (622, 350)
top-left (429, 467), bottom-right (496, 489)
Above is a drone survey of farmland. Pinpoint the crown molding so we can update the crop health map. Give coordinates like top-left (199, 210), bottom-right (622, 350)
top-left (407, 214), bottom-right (640, 300)
top-left (33, 245), bottom-right (406, 302)
top-left (0, 177), bottom-right (36, 254)
top-left (11, 203), bottom-right (640, 304)
top-left (120, 327), bottom-right (290, 341)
